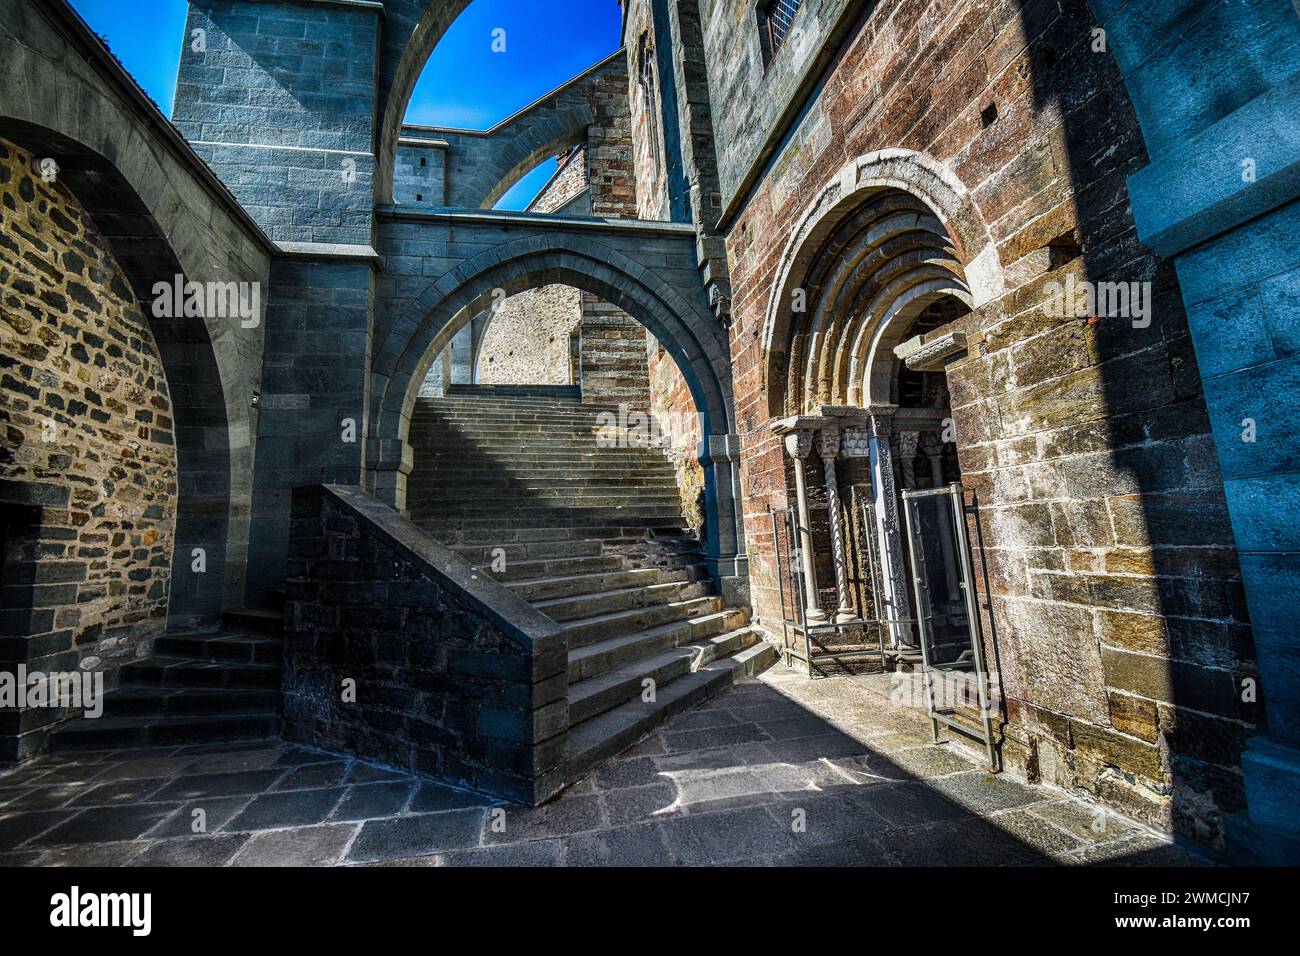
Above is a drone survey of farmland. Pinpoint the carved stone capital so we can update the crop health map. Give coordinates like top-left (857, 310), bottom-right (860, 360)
top-left (815, 427), bottom-right (841, 460)
top-left (896, 430), bottom-right (920, 460)
top-left (783, 430), bottom-right (813, 459)
top-left (920, 430), bottom-right (946, 458)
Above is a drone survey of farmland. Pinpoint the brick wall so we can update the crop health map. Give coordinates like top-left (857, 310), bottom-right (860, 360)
top-left (579, 299), bottom-right (651, 409)
top-left (711, 0), bottom-right (1256, 842)
top-left (586, 63), bottom-right (637, 218)
top-left (0, 138), bottom-right (177, 743)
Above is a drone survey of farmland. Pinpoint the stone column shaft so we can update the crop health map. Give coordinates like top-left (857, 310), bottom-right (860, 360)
top-left (868, 415), bottom-right (915, 648)
top-left (784, 432), bottom-right (825, 624)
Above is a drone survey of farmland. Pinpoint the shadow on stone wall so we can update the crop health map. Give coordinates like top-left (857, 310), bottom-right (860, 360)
top-left (1009, 0), bottom-right (1260, 848)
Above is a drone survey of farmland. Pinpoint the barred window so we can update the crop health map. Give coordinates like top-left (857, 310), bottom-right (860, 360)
top-left (759, 0), bottom-right (805, 63)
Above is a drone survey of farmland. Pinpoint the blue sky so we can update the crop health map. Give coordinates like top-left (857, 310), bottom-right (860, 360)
top-left (67, 0), bottom-right (622, 208)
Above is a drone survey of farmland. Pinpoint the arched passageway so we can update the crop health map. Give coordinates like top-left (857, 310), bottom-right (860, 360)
top-left (0, 120), bottom-right (264, 631)
top-left (367, 224), bottom-right (742, 582)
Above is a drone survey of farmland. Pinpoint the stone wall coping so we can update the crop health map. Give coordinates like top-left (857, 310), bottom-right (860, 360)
top-left (1128, 72), bottom-right (1300, 259)
top-left (267, 0), bottom-right (384, 12)
top-left (398, 49), bottom-right (627, 140)
top-left (319, 485), bottom-right (565, 658)
top-left (375, 204), bottom-right (698, 239)
top-left (276, 241), bottom-right (382, 263)
top-left (397, 137), bottom-right (451, 150)
top-left (47, 0), bottom-right (276, 256)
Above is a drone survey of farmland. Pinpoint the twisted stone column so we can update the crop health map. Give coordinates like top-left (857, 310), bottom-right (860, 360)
top-left (816, 428), bottom-right (856, 624)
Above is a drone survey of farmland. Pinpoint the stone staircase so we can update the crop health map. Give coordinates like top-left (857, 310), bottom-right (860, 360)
top-left (46, 608), bottom-right (282, 752)
top-left (407, 386), bottom-right (775, 784)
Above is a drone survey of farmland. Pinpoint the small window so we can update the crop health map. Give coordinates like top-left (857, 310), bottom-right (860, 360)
top-left (759, 0), bottom-right (805, 64)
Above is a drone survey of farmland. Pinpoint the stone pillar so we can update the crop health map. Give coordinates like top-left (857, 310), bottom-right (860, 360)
top-left (698, 433), bottom-right (748, 605)
top-left (815, 428), bottom-right (856, 624)
top-left (783, 431), bottom-right (826, 624)
top-left (867, 412), bottom-right (915, 648)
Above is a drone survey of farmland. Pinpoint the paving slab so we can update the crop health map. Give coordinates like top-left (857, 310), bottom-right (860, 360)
top-left (0, 665), bottom-right (1211, 867)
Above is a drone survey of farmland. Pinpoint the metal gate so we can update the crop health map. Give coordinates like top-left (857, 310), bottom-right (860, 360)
top-left (769, 505), bottom-right (887, 676)
top-left (901, 483), bottom-right (999, 770)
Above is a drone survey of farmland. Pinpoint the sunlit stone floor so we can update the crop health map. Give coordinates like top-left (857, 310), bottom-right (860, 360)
top-left (0, 664), bottom-right (1210, 867)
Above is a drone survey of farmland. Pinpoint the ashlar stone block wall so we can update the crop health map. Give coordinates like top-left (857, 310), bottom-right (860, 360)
top-left (283, 485), bottom-right (567, 805)
top-left (703, 0), bottom-right (1256, 842)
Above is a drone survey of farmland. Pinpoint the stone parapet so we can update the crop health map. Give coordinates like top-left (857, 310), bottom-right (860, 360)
top-left (282, 485), bottom-right (568, 805)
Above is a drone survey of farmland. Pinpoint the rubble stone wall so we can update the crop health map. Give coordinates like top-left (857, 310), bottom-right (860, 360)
top-left (0, 138), bottom-right (177, 696)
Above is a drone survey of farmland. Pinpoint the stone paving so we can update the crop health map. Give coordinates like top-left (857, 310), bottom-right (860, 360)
top-left (0, 665), bottom-right (1210, 867)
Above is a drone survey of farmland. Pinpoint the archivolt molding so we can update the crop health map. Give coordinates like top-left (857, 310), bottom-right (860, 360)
top-left (761, 149), bottom-right (1003, 416)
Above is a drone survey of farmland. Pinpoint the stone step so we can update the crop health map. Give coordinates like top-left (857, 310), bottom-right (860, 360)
top-left (412, 447), bottom-right (673, 462)
top-left (411, 461), bottom-right (675, 476)
top-left (412, 477), bottom-right (676, 492)
top-left (443, 384), bottom-right (581, 399)
top-left (153, 632), bottom-right (282, 665)
top-left (558, 595), bottom-right (724, 648)
top-left (223, 606), bottom-right (284, 636)
top-left (411, 419), bottom-right (608, 431)
top-left (417, 395), bottom-right (594, 407)
top-left (412, 488), bottom-right (680, 504)
top-left (532, 579), bottom-right (709, 623)
top-left (406, 491), bottom-right (681, 508)
top-left (476, 553), bottom-right (626, 581)
top-left (435, 526), bottom-right (679, 546)
top-left (120, 656), bottom-right (282, 690)
top-left (411, 402), bottom-right (611, 414)
top-left (413, 463), bottom-right (681, 478)
top-left (413, 515), bottom-right (686, 532)
top-left (568, 626), bottom-right (762, 724)
top-left (506, 566), bottom-right (677, 602)
top-left (567, 608), bottom-right (749, 682)
top-left (410, 447), bottom-right (674, 462)
top-left (449, 539), bottom-right (608, 562)
top-left (564, 642), bottom-right (777, 784)
top-left (85, 684), bottom-right (281, 719)
top-left (409, 504), bottom-right (682, 522)
top-left (417, 411), bottom-right (598, 422)
top-left (48, 712), bottom-right (281, 751)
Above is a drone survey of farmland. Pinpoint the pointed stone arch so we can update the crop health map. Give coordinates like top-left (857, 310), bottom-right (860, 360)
top-left (367, 228), bottom-right (744, 580)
